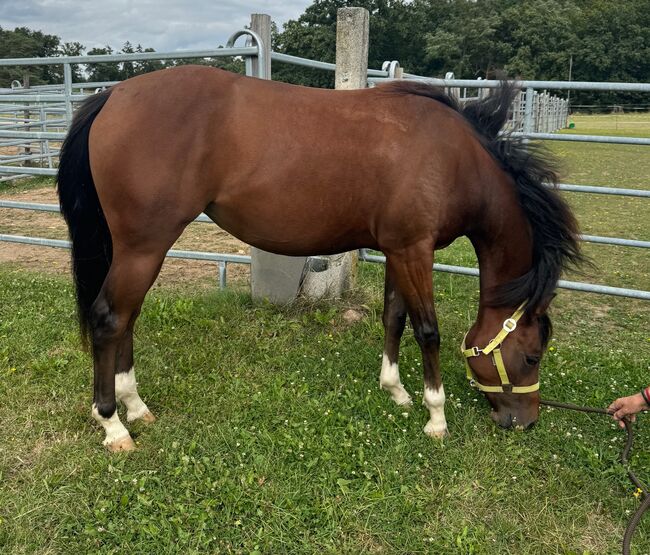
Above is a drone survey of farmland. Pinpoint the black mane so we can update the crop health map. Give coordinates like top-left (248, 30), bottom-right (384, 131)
top-left (378, 79), bottom-right (585, 311)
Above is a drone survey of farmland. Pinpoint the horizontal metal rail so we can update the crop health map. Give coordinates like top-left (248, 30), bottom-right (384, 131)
top-left (0, 174), bottom-right (29, 181)
top-left (514, 132), bottom-right (650, 146)
top-left (0, 152), bottom-right (58, 165)
top-left (0, 94), bottom-right (86, 103)
top-left (557, 184), bottom-right (650, 198)
top-left (7, 233), bottom-right (646, 300)
top-left (0, 118), bottom-right (67, 130)
top-left (0, 47), bottom-right (260, 67)
top-left (0, 166), bottom-right (56, 176)
top-left (358, 251), bottom-right (650, 301)
top-left (372, 76), bottom-right (650, 92)
top-left (0, 234), bottom-right (251, 289)
top-left (3, 200), bottom-right (647, 249)
top-left (270, 52), bottom-right (388, 77)
top-left (580, 235), bottom-right (650, 249)
top-left (0, 208), bottom-right (650, 300)
top-left (0, 233), bottom-right (244, 264)
top-left (0, 104), bottom-right (66, 113)
top-left (271, 52), bottom-right (336, 72)
top-left (0, 130), bottom-right (66, 140)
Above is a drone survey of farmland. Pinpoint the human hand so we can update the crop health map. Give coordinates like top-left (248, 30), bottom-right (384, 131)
top-left (608, 393), bottom-right (648, 429)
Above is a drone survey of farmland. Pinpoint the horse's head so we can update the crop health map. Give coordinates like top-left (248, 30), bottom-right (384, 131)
top-left (462, 300), bottom-right (553, 430)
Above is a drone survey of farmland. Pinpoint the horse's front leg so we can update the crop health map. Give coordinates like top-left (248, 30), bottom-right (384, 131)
top-left (385, 242), bottom-right (448, 438)
top-left (379, 266), bottom-right (412, 406)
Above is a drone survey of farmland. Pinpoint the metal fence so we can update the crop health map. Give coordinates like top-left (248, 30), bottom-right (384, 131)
top-left (0, 26), bottom-right (648, 300)
top-left (437, 71), bottom-right (569, 133)
top-left (0, 25), bottom-right (389, 285)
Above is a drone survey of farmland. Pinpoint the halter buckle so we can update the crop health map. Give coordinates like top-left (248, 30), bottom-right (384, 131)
top-left (502, 318), bottom-right (517, 333)
top-left (471, 346), bottom-right (482, 357)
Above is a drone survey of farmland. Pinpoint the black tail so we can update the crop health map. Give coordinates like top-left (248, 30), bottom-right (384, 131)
top-left (57, 89), bottom-right (113, 348)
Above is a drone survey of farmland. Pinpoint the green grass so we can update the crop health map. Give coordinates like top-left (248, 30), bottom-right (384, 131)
top-left (1, 266), bottom-right (648, 554)
top-left (1, 113), bottom-right (649, 554)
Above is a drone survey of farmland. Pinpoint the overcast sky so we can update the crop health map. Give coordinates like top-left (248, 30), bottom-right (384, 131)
top-left (0, 1), bottom-right (313, 52)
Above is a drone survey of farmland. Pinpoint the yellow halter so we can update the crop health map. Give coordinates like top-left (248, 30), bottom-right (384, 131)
top-left (461, 301), bottom-right (540, 394)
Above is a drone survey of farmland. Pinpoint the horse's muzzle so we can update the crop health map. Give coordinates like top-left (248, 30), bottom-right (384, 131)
top-left (490, 410), bottom-right (537, 430)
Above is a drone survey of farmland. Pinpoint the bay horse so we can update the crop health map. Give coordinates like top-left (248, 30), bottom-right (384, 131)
top-left (57, 66), bottom-right (583, 451)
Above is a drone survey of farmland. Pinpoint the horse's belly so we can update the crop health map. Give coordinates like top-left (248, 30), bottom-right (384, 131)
top-left (204, 201), bottom-right (375, 256)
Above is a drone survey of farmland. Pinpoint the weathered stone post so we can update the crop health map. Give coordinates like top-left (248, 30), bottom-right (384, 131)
top-left (300, 7), bottom-right (369, 299)
top-left (248, 13), bottom-right (310, 303)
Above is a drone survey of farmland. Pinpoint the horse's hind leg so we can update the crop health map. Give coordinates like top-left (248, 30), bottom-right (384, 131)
top-left (379, 267), bottom-right (412, 406)
top-left (115, 323), bottom-right (156, 424)
top-left (385, 241), bottom-right (448, 438)
top-left (91, 249), bottom-right (165, 451)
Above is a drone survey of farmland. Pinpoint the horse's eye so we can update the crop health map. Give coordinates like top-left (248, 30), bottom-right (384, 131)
top-left (525, 355), bottom-right (541, 367)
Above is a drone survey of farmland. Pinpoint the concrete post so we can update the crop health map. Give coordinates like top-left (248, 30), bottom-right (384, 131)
top-left (300, 7), bottom-right (369, 299)
top-left (250, 14), bottom-right (271, 80)
top-left (248, 13), bottom-right (310, 304)
top-left (334, 7), bottom-right (369, 90)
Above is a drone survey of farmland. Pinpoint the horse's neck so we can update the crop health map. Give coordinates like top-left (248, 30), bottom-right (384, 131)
top-left (468, 185), bottom-right (533, 317)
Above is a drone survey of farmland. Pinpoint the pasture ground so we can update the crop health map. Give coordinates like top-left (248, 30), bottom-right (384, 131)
top-left (1, 113), bottom-right (649, 554)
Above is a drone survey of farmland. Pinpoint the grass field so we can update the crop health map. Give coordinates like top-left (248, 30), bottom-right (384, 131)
top-left (1, 113), bottom-right (649, 554)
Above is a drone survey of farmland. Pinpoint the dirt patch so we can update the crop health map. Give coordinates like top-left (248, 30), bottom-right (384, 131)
top-left (0, 187), bottom-right (251, 288)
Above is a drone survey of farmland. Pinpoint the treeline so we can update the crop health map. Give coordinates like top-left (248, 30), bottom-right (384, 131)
top-left (272, 0), bottom-right (649, 106)
top-left (2, 0), bottom-right (649, 106)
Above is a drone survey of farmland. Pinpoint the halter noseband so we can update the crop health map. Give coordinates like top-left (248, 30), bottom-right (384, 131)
top-left (461, 301), bottom-right (540, 394)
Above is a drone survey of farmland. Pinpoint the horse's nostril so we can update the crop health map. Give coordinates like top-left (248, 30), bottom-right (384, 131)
top-left (491, 410), bottom-right (513, 428)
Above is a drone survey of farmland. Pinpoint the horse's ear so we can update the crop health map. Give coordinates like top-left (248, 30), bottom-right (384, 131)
top-left (534, 292), bottom-right (556, 316)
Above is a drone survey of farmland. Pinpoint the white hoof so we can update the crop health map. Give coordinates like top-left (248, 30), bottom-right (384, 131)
top-left (105, 434), bottom-right (136, 452)
top-left (139, 410), bottom-right (156, 424)
top-left (424, 420), bottom-right (448, 439)
top-left (391, 389), bottom-right (413, 406)
top-left (379, 354), bottom-right (412, 406)
top-left (117, 368), bottom-right (153, 423)
top-left (126, 405), bottom-right (155, 423)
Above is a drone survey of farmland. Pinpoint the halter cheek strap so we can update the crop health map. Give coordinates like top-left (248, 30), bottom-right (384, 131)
top-left (461, 301), bottom-right (540, 394)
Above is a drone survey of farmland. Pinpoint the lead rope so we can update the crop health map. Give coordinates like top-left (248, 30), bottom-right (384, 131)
top-left (540, 399), bottom-right (648, 555)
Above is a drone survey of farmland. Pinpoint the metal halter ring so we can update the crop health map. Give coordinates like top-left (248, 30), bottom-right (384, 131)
top-left (502, 318), bottom-right (517, 332)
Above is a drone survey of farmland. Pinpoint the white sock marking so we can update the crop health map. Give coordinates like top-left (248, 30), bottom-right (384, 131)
top-left (379, 353), bottom-right (412, 406)
top-left (92, 404), bottom-right (131, 446)
top-left (115, 368), bottom-right (150, 422)
top-left (423, 384), bottom-right (447, 436)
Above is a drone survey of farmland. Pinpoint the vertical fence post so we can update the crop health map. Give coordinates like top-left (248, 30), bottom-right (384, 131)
top-left (63, 63), bottom-right (73, 125)
top-left (248, 13), bottom-right (310, 303)
top-left (334, 7), bottom-right (369, 90)
top-left (22, 73), bottom-right (32, 167)
top-left (218, 262), bottom-right (227, 290)
top-left (250, 13), bottom-right (271, 79)
top-left (523, 86), bottom-right (534, 141)
top-left (300, 7), bottom-right (369, 299)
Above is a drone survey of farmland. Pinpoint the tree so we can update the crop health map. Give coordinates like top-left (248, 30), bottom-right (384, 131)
top-left (273, 0), bottom-right (417, 87)
top-left (1, 1), bottom-right (647, 108)
top-left (133, 45), bottom-right (165, 75)
top-left (0, 26), bottom-right (61, 86)
top-left (85, 46), bottom-right (122, 83)
top-left (59, 41), bottom-right (85, 82)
